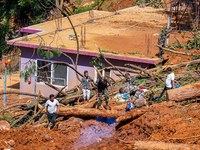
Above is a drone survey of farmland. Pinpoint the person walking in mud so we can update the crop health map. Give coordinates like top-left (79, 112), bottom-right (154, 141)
top-left (44, 94), bottom-right (60, 129)
top-left (81, 70), bottom-right (92, 103)
top-left (95, 77), bottom-right (113, 110)
top-left (124, 73), bottom-right (140, 110)
top-left (158, 30), bottom-right (167, 58)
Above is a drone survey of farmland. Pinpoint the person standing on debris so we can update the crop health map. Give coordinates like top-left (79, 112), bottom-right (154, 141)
top-left (81, 70), bottom-right (92, 103)
top-left (124, 73), bottom-right (141, 110)
top-left (44, 94), bottom-right (60, 129)
top-left (124, 73), bottom-right (140, 100)
top-left (95, 77), bottom-right (113, 109)
top-left (158, 30), bottom-right (167, 58)
top-left (159, 67), bottom-right (175, 98)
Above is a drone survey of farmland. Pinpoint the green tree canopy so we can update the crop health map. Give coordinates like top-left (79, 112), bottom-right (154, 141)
top-left (0, 0), bottom-right (53, 57)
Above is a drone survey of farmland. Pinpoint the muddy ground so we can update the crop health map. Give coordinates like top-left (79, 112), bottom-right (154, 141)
top-left (1, 100), bottom-right (200, 150)
top-left (1, 2), bottom-right (200, 150)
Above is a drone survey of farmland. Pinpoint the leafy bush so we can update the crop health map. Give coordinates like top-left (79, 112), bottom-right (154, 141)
top-left (74, 0), bottom-right (101, 14)
top-left (169, 28), bottom-right (200, 50)
top-left (20, 61), bottom-right (36, 81)
top-left (90, 54), bottom-right (104, 69)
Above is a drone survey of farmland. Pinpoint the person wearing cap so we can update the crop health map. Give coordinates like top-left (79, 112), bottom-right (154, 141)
top-left (44, 94), bottom-right (60, 129)
top-left (158, 30), bottom-right (167, 58)
top-left (81, 71), bottom-right (92, 103)
top-left (159, 67), bottom-right (175, 98)
top-left (95, 77), bottom-right (113, 109)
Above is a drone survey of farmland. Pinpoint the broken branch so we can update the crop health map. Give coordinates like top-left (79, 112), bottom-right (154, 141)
top-left (0, 91), bottom-right (48, 100)
top-left (155, 45), bottom-right (195, 56)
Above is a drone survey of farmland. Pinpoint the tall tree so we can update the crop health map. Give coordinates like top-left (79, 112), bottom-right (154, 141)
top-left (0, 0), bottom-right (53, 57)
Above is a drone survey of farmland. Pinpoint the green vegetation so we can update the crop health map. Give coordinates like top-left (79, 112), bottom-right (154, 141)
top-left (0, 21), bottom-right (11, 57)
top-left (1, 114), bottom-right (12, 122)
top-left (128, 52), bottom-right (136, 55)
top-left (168, 27), bottom-right (200, 50)
top-left (136, 0), bottom-right (164, 8)
top-left (20, 61), bottom-right (36, 81)
top-left (90, 54), bottom-right (104, 69)
top-left (136, 78), bottom-right (147, 85)
top-left (37, 46), bottom-right (61, 59)
top-left (1, 113), bottom-right (13, 125)
top-left (150, 20), bottom-right (158, 23)
top-left (101, 50), bottom-right (120, 54)
top-left (0, 0), bottom-right (53, 57)
top-left (73, 0), bottom-right (101, 14)
top-left (20, 46), bottom-right (62, 82)
top-left (101, 50), bottom-right (112, 53)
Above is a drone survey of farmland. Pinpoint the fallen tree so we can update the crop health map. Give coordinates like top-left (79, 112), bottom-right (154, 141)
top-left (99, 66), bottom-right (140, 74)
top-left (167, 81), bottom-right (200, 102)
top-left (40, 79), bottom-right (67, 96)
top-left (116, 109), bottom-right (147, 122)
top-left (135, 98), bottom-right (147, 108)
top-left (155, 44), bottom-right (195, 56)
top-left (125, 63), bottom-right (153, 78)
top-left (147, 59), bottom-right (200, 73)
top-left (98, 46), bottom-right (125, 77)
top-left (59, 107), bottom-right (120, 119)
top-left (0, 91), bottom-right (48, 100)
top-left (122, 140), bottom-right (200, 150)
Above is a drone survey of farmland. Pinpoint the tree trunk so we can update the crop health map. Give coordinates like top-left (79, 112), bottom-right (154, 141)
top-left (116, 109), bottom-right (146, 122)
top-left (0, 91), bottom-right (48, 100)
top-left (41, 80), bottom-right (67, 96)
top-left (120, 140), bottom-right (200, 149)
top-left (133, 141), bottom-right (200, 150)
top-left (147, 59), bottom-right (200, 73)
top-left (58, 106), bottom-right (120, 119)
top-left (135, 98), bottom-right (147, 108)
top-left (167, 81), bottom-right (200, 102)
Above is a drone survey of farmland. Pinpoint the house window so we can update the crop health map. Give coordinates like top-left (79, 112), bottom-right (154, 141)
top-left (105, 69), bottom-right (111, 77)
top-left (37, 59), bottom-right (68, 87)
top-left (94, 68), bottom-right (111, 82)
top-left (37, 60), bottom-right (51, 83)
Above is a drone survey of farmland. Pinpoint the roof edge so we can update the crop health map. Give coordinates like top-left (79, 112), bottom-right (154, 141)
top-left (7, 41), bottom-right (157, 64)
top-left (21, 28), bottom-right (42, 34)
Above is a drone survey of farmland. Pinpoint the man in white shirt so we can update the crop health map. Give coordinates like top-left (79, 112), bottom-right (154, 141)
top-left (159, 67), bottom-right (175, 98)
top-left (44, 94), bottom-right (60, 129)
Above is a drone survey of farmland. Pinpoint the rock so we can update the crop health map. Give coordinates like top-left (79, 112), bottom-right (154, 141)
top-left (4, 148), bottom-right (13, 150)
top-left (96, 138), bottom-right (102, 143)
top-left (7, 140), bottom-right (15, 147)
top-left (0, 120), bottom-right (10, 131)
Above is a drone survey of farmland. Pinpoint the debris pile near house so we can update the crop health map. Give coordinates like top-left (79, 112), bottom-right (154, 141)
top-left (0, 56), bottom-right (200, 129)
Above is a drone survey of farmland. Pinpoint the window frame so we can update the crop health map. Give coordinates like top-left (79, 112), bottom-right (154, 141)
top-left (94, 68), bottom-right (111, 83)
top-left (36, 58), bottom-right (68, 87)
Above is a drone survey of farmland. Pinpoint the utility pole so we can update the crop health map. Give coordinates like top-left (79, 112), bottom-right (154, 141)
top-left (56, 0), bottom-right (63, 31)
top-left (3, 56), bottom-right (7, 106)
top-left (166, 16), bottom-right (170, 46)
top-left (19, 52), bottom-right (21, 71)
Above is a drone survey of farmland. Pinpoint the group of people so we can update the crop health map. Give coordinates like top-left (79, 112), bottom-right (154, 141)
top-left (81, 71), bottom-right (141, 110)
top-left (44, 67), bottom-right (175, 129)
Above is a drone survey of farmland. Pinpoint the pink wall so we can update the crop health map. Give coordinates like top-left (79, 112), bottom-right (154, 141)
top-left (20, 47), bottom-right (150, 97)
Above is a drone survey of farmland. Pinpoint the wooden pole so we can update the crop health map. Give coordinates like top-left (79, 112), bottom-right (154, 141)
top-left (34, 90), bottom-right (41, 115)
